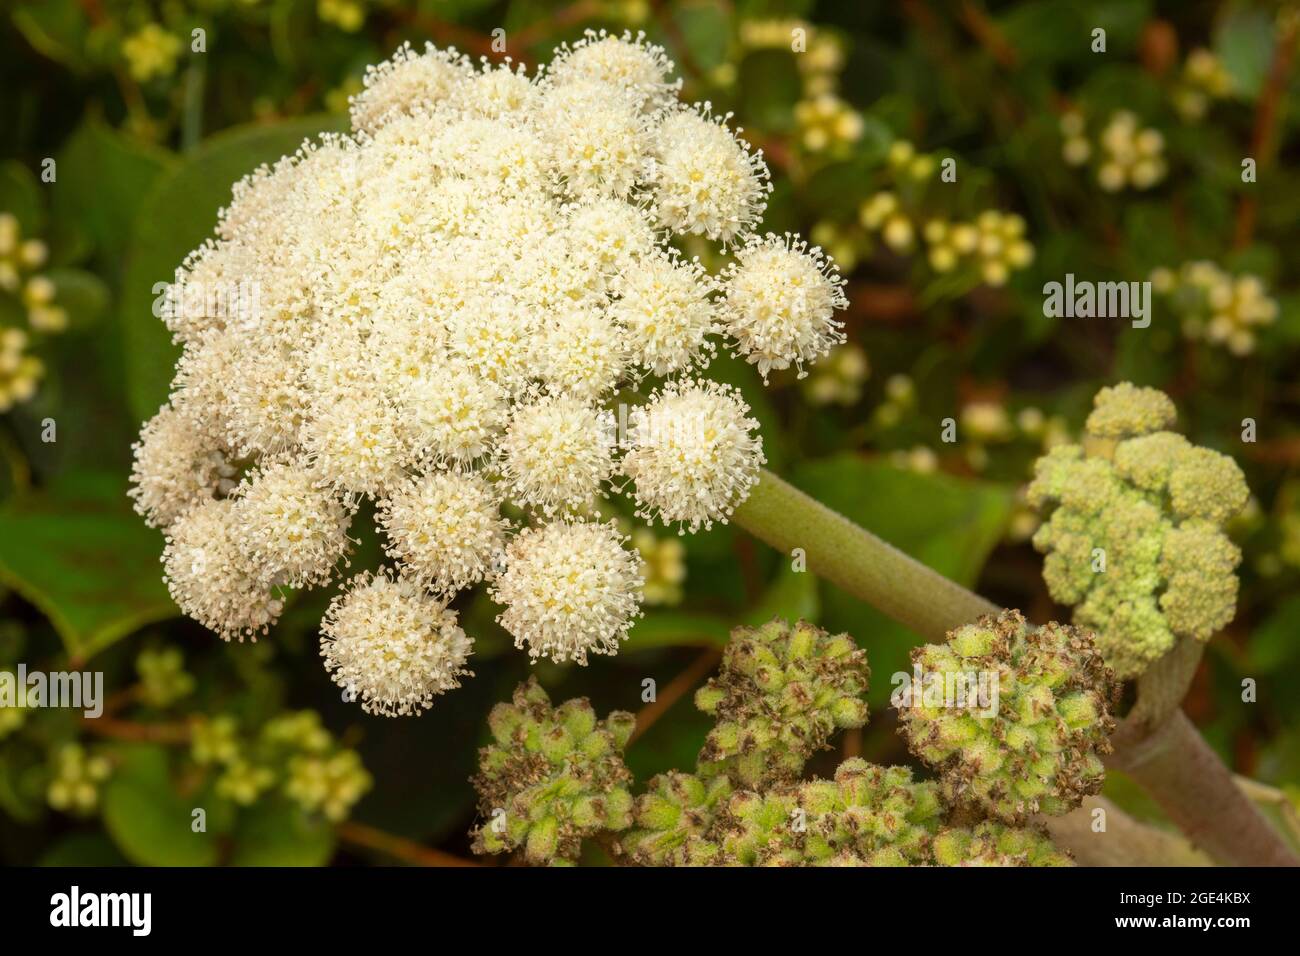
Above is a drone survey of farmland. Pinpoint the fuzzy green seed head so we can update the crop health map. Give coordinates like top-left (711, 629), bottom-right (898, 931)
top-left (622, 771), bottom-right (730, 865)
top-left (715, 758), bottom-right (943, 866)
top-left (1029, 384), bottom-right (1248, 678)
top-left (897, 610), bottom-right (1116, 824)
top-left (136, 646), bottom-right (196, 708)
top-left (931, 821), bottom-right (1072, 866)
top-left (471, 677), bottom-right (634, 865)
top-left (694, 619), bottom-right (869, 788)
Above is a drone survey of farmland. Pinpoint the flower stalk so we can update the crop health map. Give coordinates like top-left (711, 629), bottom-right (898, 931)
top-left (732, 468), bottom-right (1000, 641)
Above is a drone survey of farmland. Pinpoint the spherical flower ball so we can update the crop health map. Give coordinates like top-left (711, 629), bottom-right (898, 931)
top-left (232, 462), bottom-right (352, 588)
top-left (450, 61), bottom-right (538, 119)
top-left (623, 380), bottom-right (765, 533)
top-left (405, 368), bottom-right (507, 466)
top-left (609, 251), bottom-right (720, 375)
top-left (547, 30), bottom-right (680, 111)
top-left (491, 520), bottom-right (644, 665)
top-left (302, 390), bottom-right (414, 497)
top-left (130, 404), bottom-right (237, 530)
top-left (378, 472), bottom-right (509, 595)
top-left (535, 307), bottom-right (629, 401)
top-left (564, 198), bottom-right (658, 294)
top-left (349, 42), bottom-right (471, 134)
top-left (653, 107), bottom-right (771, 243)
top-left (446, 294), bottom-right (536, 397)
top-left (320, 570), bottom-right (473, 717)
top-left (499, 394), bottom-right (616, 515)
top-left (723, 234), bottom-right (848, 380)
top-left (540, 80), bottom-right (653, 200)
top-left (162, 498), bottom-right (283, 641)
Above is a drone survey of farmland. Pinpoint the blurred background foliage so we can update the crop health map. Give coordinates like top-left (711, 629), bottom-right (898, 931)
top-left (1, 0), bottom-right (1298, 865)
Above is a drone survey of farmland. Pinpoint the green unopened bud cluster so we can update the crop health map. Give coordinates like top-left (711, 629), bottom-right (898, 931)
top-left (623, 771), bottom-right (731, 866)
top-left (192, 709), bottom-right (371, 819)
top-left (471, 677), bottom-right (635, 865)
top-left (46, 743), bottom-right (112, 815)
top-left (472, 618), bottom-right (1079, 866)
top-left (899, 610), bottom-right (1116, 823)
top-left (136, 646), bottom-right (196, 708)
top-left (719, 758), bottom-right (943, 866)
top-left (695, 618), bottom-right (869, 787)
top-left (932, 820), bottom-right (1071, 866)
top-left (1028, 383), bottom-right (1249, 678)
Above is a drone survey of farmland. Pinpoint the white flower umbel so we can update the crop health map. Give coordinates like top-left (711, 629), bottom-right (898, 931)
top-left (130, 405), bottom-right (237, 530)
top-left (491, 520), bottom-right (643, 665)
top-left (610, 251), bottom-right (719, 375)
top-left (378, 472), bottom-right (508, 595)
top-left (652, 107), bottom-right (772, 242)
top-left (321, 571), bottom-right (472, 717)
top-left (162, 498), bottom-right (283, 641)
top-left (623, 380), bottom-right (766, 533)
top-left (723, 233), bottom-right (848, 380)
top-left (134, 32), bottom-right (847, 712)
top-left (232, 462), bottom-right (352, 589)
top-left (546, 30), bottom-right (680, 111)
top-left (499, 394), bottom-right (616, 516)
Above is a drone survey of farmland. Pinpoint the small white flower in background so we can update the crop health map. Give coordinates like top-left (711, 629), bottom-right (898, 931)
top-left (131, 31), bottom-right (848, 713)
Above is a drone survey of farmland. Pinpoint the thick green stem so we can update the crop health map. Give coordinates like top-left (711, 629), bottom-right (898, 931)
top-left (1109, 711), bottom-right (1299, 867)
top-left (732, 469), bottom-right (999, 642)
top-left (1041, 797), bottom-right (1210, 867)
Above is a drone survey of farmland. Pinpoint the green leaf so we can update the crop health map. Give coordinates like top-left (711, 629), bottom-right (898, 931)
top-left (101, 744), bottom-right (219, 866)
top-left (45, 268), bottom-right (110, 330)
top-left (790, 455), bottom-right (1013, 707)
top-left (10, 0), bottom-right (90, 72)
top-left (745, 562), bottom-right (819, 625)
top-left (0, 161), bottom-right (44, 235)
top-left (122, 115), bottom-right (347, 425)
top-left (52, 121), bottom-right (175, 264)
top-left (0, 472), bottom-right (176, 661)
top-left (40, 833), bottom-right (129, 867)
top-left (1215, 6), bottom-right (1274, 99)
top-left (674, 0), bottom-right (733, 71)
top-left (627, 610), bottom-right (732, 652)
top-left (229, 798), bottom-right (336, 866)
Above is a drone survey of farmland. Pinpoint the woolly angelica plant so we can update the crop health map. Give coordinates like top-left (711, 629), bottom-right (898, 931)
top-left (129, 32), bottom-right (848, 717)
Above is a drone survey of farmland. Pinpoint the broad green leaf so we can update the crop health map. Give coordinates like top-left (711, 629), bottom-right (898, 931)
top-left (1215, 6), bottom-right (1274, 99)
top-left (45, 268), bottom-right (110, 330)
top-left (674, 0), bottom-right (733, 71)
top-left (40, 833), bottom-right (129, 867)
top-left (627, 611), bottom-right (732, 652)
top-left (101, 744), bottom-right (219, 867)
top-left (122, 115), bottom-right (347, 424)
top-left (745, 562), bottom-right (819, 625)
top-left (0, 472), bottom-right (176, 661)
top-left (11, 0), bottom-right (90, 72)
top-left (52, 121), bottom-right (175, 264)
top-left (790, 455), bottom-right (1013, 707)
top-left (229, 798), bottom-right (336, 866)
top-left (0, 161), bottom-right (43, 235)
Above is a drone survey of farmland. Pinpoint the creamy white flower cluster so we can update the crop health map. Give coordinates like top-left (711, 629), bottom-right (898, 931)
top-left (130, 31), bottom-right (847, 717)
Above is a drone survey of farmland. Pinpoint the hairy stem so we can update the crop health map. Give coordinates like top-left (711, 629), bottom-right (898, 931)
top-left (732, 469), bottom-right (999, 642)
top-left (1108, 711), bottom-right (1298, 866)
top-left (1041, 796), bottom-right (1210, 867)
